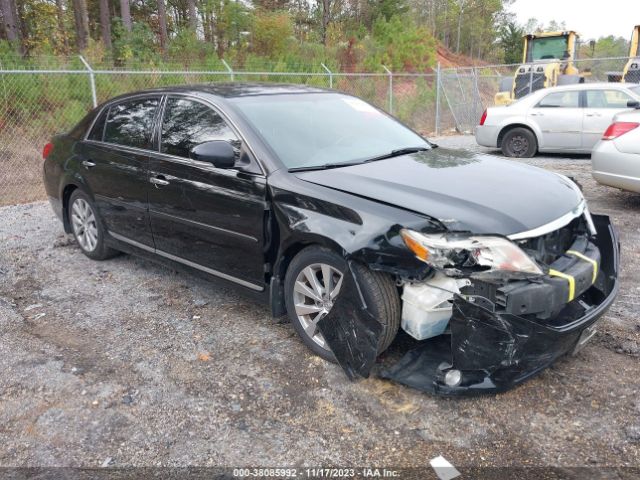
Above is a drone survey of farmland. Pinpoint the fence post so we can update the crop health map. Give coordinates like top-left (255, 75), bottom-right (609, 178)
top-left (472, 67), bottom-right (479, 131)
top-left (79, 55), bottom-right (97, 108)
top-left (221, 59), bottom-right (234, 82)
top-left (529, 62), bottom-right (533, 94)
top-left (435, 62), bottom-right (441, 136)
top-left (321, 63), bottom-right (333, 89)
top-left (382, 65), bottom-right (393, 114)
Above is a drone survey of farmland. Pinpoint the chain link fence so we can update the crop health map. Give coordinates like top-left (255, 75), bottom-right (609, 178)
top-left (0, 55), bottom-right (638, 205)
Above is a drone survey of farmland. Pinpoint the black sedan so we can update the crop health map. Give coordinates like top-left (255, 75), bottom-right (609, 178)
top-left (42, 84), bottom-right (619, 395)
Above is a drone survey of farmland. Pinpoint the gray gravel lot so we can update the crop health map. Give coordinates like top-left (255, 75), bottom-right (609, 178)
top-left (0, 135), bottom-right (639, 471)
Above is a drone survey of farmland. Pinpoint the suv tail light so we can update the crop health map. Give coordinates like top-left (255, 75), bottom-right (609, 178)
top-left (479, 109), bottom-right (488, 126)
top-left (43, 142), bottom-right (53, 159)
top-left (602, 122), bottom-right (639, 140)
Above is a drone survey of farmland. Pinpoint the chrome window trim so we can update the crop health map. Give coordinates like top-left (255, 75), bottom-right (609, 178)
top-left (82, 91), bottom-right (266, 177)
top-left (148, 209), bottom-right (259, 243)
top-left (508, 199), bottom-right (588, 241)
top-left (109, 231), bottom-right (264, 291)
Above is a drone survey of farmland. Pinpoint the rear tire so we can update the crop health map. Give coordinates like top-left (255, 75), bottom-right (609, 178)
top-left (284, 246), bottom-right (400, 363)
top-left (501, 127), bottom-right (537, 158)
top-left (68, 190), bottom-right (118, 261)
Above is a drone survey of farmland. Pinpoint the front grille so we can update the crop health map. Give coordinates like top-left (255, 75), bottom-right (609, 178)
top-left (514, 73), bottom-right (545, 99)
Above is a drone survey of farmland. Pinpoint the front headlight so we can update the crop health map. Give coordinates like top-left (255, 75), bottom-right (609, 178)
top-left (400, 229), bottom-right (543, 275)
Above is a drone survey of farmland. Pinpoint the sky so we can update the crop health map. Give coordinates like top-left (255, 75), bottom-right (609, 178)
top-left (510, 0), bottom-right (640, 41)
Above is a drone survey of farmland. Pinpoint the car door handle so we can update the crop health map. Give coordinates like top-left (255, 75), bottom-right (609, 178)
top-left (585, 113), bottom-right (601, 117)
top-left (150, 176), bottom-right (170, 186)
top-left (82, 160), bottom-right (96, 168)
top-left (530, 113), bottom-right (544, 117)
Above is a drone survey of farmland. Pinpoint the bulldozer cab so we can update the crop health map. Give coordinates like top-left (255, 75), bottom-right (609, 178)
top-left (523, 31), bottom-right (579, 63)
top-left (495, 31), bottom-right (582, 105)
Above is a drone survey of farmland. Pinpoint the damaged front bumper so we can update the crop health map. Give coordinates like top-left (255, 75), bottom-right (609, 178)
top-left (382, 214), bottom-right (620, 395)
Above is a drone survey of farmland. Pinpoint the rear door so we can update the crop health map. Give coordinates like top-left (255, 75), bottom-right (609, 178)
top-left (80, 96), bottom-right (160, 247)
top-left (583, 89), bottom-right (636, 150)
top-left (527, 90), bottom-right (583, 150)
top-left (147, 95), bottom-right (267, 290)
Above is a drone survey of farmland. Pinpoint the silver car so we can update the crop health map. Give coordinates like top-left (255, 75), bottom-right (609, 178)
top-left (476, 83), bottom-right (640, 157)
top-left (592, 108), bottom-right (640, 193)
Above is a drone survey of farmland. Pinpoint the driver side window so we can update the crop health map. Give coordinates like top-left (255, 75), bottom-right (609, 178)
top-left (160, 97), bottom-right (240, 159)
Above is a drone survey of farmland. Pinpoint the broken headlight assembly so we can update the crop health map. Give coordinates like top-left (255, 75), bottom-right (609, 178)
top-left (400, 229), bottom-right (544, 276)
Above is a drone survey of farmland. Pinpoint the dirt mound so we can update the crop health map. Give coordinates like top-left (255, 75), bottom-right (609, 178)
top-left (436, 44), bottom-right (487, 68)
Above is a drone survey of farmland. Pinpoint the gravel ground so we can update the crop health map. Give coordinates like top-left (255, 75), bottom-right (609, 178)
top-left (0, 135), bottom-right (639, 472)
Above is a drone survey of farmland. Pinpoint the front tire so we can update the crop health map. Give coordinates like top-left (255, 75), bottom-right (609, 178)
top-left (68, 190), bottom-right (118, 260)
top-left (501, 127), bottom-right (537, 158)
top-left (284, 246), bottom-right (400, 362)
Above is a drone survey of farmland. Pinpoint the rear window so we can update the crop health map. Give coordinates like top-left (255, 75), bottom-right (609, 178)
top-left (103, 97), bottom-right (160, 149)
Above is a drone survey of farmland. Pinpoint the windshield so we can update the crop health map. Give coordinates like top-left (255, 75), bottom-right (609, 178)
top-left (231, 93), bottom-right (429, 169)
top-left (631, 86), bottom-right (640, 97)
top-left (527, 36), bottom-right (570, 62)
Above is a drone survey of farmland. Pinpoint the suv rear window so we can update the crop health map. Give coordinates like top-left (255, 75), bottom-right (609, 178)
top-left (103, 97), bottom-right (160, 149)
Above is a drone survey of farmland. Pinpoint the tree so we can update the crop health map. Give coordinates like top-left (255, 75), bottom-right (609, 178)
top-left (320, 0), bottom-right (330, 45)
top-left (120, 0), bottom-right (132, 32)
top-left (498, 20), bottom-right (523, 64)
top-left (157, 0), bottom-right (168, 51)
top-left (0, 0), bottom-right (24, 51)
top-left (55, 0), bottom-right (69, 51)
top-left (99, 0), bottom-right (112, 48)
top-left (187, 0), bottom-right (197, 31)
top-left (252, 10), bottom-right (292, 57)
top-left (72, 0), bottom-right (89, 50)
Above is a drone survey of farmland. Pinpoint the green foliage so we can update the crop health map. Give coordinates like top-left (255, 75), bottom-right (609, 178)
top-left (252, 11), bottom-right (294, 58)
top-left (363, 15), bottom-right (436, 72)
top-left (109, 21), bottom-right (160, 66)
top-left (498, 21), bottom-right (524, 64)
top-left (590, 36), bottom-right (630, 58)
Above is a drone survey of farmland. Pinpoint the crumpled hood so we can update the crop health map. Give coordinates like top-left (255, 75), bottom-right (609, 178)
top-left (293, 148), bottom-right (582, 236)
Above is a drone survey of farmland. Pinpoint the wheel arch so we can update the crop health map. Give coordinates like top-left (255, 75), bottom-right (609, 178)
top-left (268, 235), bottom-right (347, 317)
top-left (497, 123), bottom-right (540, 150)
top-left (61, 183), bottom-right (80, 233)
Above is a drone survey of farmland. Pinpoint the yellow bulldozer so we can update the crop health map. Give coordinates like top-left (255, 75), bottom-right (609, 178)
top-left (495, 31), bottom-right (585, 106)
top-left (622, 25), bottom-right (639, 83)
top-left (606, 25), bottom-right (639, 83)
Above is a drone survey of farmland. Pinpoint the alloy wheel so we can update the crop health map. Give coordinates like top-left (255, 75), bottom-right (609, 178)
top-left (292, 263), bottom-right (344, 350)
top-left (71, 198), bottom-right (99, 252)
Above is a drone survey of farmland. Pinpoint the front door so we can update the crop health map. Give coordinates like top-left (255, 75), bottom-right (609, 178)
top-left (583, 89), bottom-right (636, 149)
top-left (528, 90), bottom-right (583, 150)
top-left (147, 96), bottom-right (267, 290)
top-left (79, 96), bottom-right (160, 247)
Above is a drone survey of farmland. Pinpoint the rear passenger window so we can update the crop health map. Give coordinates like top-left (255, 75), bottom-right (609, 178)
top-left (87, 109), bottom-right (108, 141)
top-left (586, 90), bottom-right (634, 108)
top-left (537, 91), bottom-right (580, 108)
top-left (160, 97), bottom-right (240, 159)
top-left (103, 97), bottom-right (160, 149)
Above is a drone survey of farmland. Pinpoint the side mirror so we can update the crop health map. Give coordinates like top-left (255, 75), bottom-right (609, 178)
top-left (627, 100), bottom-right (640, 108)
top-left (190, 141), bottom-right (236, 168)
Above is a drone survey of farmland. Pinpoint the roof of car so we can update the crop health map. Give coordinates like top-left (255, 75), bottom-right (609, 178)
top-left (108, 83), bottom-right (331, 102)
top-left (542, 82), bottom-right (639, 93)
